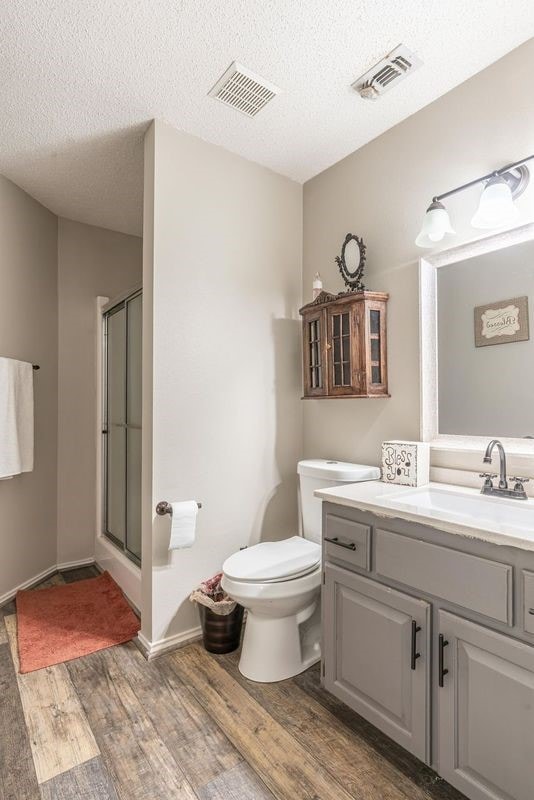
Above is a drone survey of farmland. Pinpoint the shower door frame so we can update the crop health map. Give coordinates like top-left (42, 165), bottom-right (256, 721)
top-left (101, 285), bottom-right (142, 567)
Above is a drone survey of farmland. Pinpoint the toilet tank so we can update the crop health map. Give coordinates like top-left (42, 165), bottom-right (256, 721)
top-left (297, 459), bottom-right (380, 544)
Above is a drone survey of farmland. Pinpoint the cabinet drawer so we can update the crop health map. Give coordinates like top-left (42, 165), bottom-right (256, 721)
top-left (375, 528), bottom-right (512, 625)
top-left (324, 514), bottom-right (370, 571)
top-left (522, 571), bottom-right (534, 634)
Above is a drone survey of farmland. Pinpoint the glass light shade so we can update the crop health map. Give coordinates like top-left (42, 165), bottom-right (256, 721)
top-left (471, 176), bottom-right (520, 229)
top-left (415, 201), bottom-right (456, 248)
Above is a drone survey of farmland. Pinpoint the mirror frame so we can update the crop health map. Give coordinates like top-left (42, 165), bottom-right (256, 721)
top-left (419, 222), bottom-right (534, 464)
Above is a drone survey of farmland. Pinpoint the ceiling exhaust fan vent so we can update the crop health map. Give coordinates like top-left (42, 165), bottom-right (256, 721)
top-left (352, 44), bottom-right (423, 100)
top-left (208, 61), bottom-right (280, 117)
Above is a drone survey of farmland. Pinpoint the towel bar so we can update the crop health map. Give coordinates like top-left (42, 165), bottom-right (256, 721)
top-left (156, 500), bottom-right (202, 516)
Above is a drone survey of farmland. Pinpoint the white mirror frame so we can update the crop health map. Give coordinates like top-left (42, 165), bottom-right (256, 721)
top-left (419, 222), bottom-right (534, 466)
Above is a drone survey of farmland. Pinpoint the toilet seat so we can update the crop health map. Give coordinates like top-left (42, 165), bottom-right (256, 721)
top-left (222, 536), bottom-right (321, 583)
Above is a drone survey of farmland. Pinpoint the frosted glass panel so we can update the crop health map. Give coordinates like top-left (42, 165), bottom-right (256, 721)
top-left (103, 291), bottom-right (142, 564)
top-left (107, 308), bottom-right (126, 425)
top-left (127, 294), bottom-right (142, 427)
top-left (107, 426), bottom-right (126, 544)
top-left (126, 427), bottom-right (142, 560)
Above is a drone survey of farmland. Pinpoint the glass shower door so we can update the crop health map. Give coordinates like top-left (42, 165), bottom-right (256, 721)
top-left (103, 290), bottom-right (142, 565)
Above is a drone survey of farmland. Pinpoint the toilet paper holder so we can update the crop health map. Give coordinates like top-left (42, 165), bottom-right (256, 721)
top-left (156, 500), bottom-right (202, 516)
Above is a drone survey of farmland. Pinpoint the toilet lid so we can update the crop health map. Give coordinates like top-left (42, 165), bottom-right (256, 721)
top-left (222, 537), bottom-right (321, 583)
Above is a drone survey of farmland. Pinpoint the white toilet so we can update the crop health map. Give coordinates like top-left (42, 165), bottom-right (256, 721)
top-left (221, 459), bottom-right (380, 682)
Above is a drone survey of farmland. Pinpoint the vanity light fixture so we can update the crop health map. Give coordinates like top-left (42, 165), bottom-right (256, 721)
top-left (415, 155), bottom-right (534, 248)
top-left (415, 200), bottom-right (455, 248)
top-left (471, 174), bottom-right (520, 229)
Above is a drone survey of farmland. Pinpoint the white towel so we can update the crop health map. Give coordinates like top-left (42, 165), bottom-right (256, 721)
top-left (168, 500), bottom-right (198, 550)
top-left (0, 358), bottom-right (34, 479)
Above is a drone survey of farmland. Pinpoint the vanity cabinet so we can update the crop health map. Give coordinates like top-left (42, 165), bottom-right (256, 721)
top-left (438, 611), bottom-right (534, 800)
top-left (299, 291), bottom-right (388, 399)
top-left (323, 564), bottom-right (430, 761)
top-left (322, 502), bottom-right (534, 800)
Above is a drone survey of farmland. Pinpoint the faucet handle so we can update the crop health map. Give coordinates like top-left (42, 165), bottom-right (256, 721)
top-left (511, 476), bottom-right (530, 487)
top-left (479, 472), bottom-right (497, 480)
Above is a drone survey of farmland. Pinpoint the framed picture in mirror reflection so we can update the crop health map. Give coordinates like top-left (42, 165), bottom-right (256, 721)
top-left (474, 295), bottom-right (529, 347)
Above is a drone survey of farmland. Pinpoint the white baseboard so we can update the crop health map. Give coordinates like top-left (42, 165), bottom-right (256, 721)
top-left (137, 626), bottom-right (202, 660)
top-left (57, 557), bottom-right (97, 571)
top-left (0, 558), bottom-right (97, 607)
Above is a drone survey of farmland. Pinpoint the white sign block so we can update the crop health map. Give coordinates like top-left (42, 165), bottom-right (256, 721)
top-left (381, 441), bottom-right (430, 487)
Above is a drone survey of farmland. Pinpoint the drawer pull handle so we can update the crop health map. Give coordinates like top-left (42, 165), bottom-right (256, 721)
top-left (411, 620), bottom-right (421, 670)
top-left (529, 608), bottom-right (534, 616)
top-left (438, 633), bottom-right (449, 687)
top-left (324, 536), bottom-right (357, 551)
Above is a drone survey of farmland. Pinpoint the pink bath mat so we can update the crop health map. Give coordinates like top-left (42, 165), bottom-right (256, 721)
top-left (16, 571), bottom-right (140, 673)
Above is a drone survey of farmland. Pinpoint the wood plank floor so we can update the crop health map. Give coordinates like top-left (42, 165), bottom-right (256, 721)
top-left (0, 568), bottom-right (466, 800)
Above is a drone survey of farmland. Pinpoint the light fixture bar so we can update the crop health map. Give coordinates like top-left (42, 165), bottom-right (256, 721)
top-left (434, 154), bottom-right (534, 203)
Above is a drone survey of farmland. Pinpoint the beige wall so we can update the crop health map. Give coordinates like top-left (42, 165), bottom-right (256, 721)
top-left (0, 175), bottom-right (58, 599)
top-left (302, 39), bottom-right (534, 468)
top-left (57, 218), bottom-right (142, 564)
top-left (142, 121), bottom-right (303, 647)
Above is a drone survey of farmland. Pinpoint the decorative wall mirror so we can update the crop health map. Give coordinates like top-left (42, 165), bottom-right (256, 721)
top-left (335, 233), bottom-right (366, 290)
top-left (419, 221), bottom-right (534, 463)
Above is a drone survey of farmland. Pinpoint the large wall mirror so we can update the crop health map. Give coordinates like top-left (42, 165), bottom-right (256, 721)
top-left (420, 223), bottom-right (534, 452)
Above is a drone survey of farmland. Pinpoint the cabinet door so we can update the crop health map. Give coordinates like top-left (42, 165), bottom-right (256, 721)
top-left (364, 300), bottom-right (388, 395)
top-left (323, 565), bottom-right (430, 762)
top-left (302, 310), bottom-right (327, 397)
top-left (438, 611), bottom-right (534, 800)
top-left (325, 305), bottom-right (362, 395)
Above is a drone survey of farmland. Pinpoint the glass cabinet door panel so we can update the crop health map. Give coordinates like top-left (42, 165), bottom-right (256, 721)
top-left (307, 316), bottom-right (323, 391)
top-left (370, 309), bottom-right (380, 334)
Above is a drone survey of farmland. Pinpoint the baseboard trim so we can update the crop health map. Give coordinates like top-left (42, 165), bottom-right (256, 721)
top-left (137, 626), bottom-right (202, 660)
top-left (0, 558), bottom-right (97, 607)
top-left (57, 557), bottom-right (97, 571)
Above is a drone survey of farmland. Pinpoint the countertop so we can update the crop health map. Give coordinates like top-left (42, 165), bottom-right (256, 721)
top-left (315, 480), bottom-right (534, 552)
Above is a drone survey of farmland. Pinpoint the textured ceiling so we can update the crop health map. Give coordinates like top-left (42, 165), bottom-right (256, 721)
top-left (1, 1), bottom-right (533, 236)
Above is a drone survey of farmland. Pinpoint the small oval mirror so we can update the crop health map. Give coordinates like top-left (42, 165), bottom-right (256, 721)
top-left (335, 233), bottom-right (366, 290)
top-left (344, 238), bottom-right (361, 275)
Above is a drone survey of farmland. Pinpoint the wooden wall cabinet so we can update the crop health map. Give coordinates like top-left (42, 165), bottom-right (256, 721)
top-left (299, 291), bottom-right (389, 399)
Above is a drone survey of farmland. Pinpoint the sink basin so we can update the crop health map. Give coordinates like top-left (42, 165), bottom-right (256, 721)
top-left (378, 486), bottom-right (534, 537)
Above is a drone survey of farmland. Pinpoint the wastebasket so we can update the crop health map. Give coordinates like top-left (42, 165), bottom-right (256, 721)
top-left (190, 572), bottom-right (244, 654)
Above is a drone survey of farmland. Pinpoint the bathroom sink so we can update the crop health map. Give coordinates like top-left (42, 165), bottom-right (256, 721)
top-left (378, 486), bottom-right (534, 536)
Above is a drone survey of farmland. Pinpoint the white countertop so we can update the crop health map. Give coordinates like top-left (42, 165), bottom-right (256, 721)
top-left (315, 480), bottom-right (534, 552)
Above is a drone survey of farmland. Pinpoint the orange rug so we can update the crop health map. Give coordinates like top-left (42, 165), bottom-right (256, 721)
top-left (16, 571), bottom-right (140, 673)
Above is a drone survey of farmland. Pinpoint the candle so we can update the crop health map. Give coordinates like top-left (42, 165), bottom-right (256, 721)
top-left (312, 272), bottom-right (323, 300)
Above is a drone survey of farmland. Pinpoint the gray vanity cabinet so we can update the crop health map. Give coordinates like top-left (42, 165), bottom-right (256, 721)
top-left (322, 501), bottom-right (534, 800)
top-left (438, 611), bottom-right (534, 800)
top-left (323, 564), bottom-right (430, 762)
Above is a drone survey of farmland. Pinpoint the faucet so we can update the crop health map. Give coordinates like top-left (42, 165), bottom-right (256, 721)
top-left (483, 439), bottom-right (507, 489)
top-left (480, 439), bottom-right (529, 500)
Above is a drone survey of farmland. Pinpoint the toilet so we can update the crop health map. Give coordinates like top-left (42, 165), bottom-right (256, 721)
top-left (221, 459), bottom-right (380, 682)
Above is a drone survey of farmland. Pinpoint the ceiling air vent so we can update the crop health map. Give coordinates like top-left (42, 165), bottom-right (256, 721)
top-left (352, 44), bottom-right (423, 100)
top-left (208, 61), bottom-right (280, 117)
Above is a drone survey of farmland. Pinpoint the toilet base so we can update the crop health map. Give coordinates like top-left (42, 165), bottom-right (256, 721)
top-left (238, 600), bottom-right (321, 683)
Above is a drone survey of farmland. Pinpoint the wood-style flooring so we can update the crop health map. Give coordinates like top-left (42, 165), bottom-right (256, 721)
top-left (0, 567), bottom-right (465, 800)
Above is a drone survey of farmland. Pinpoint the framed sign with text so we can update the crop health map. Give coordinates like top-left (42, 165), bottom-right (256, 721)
top-left (474, 296), bottom-right (529, 347)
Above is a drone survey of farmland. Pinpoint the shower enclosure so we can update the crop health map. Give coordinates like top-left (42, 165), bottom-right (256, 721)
top-left (102, 289), bottom-right (142, 565)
